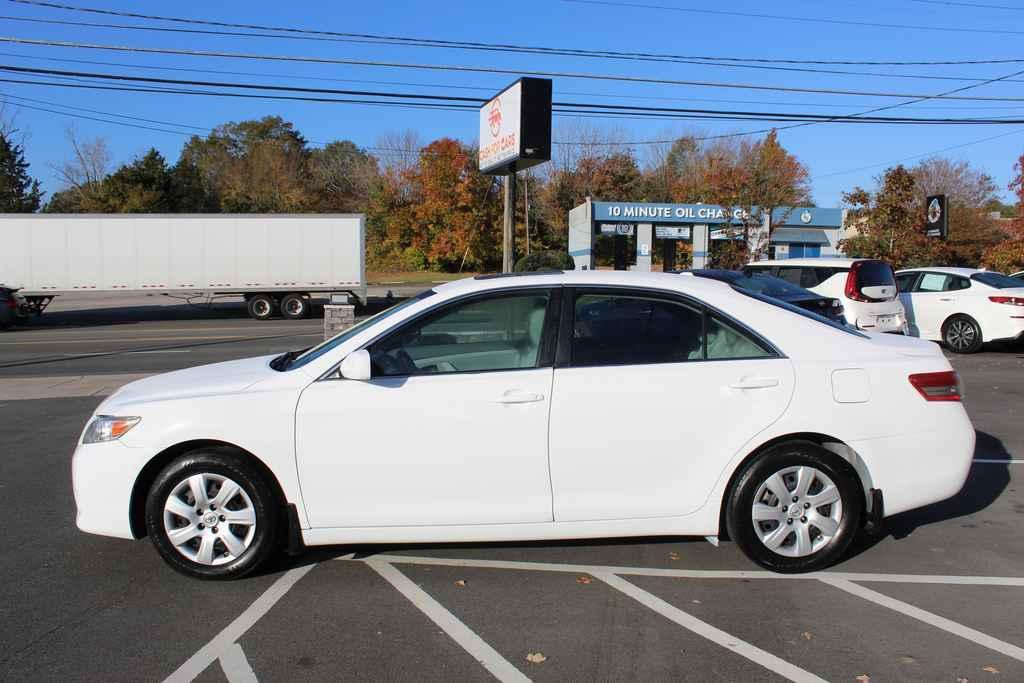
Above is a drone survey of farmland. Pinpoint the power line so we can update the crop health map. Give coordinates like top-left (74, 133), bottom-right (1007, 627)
top-left (6, 12), bottom-right (1024, 86)
top-left (563, 0), bottom-right (1024, 35)
top-left (5, 64), bottom-right (1024, 124)
top-left (6, 49), bottom-right (1024, 111)
top-left (10, 0), bottom-right (1024, 66)
top-left (908, 0), bottom-right (1024, 10)
top-left (5, 36), bottom-right (1024, 102)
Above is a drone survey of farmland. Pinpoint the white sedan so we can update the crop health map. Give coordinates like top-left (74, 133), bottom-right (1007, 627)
top-left (896, 267), bottom-right (1024, 353)
top-left (72, 271), bottom-right (975, 579)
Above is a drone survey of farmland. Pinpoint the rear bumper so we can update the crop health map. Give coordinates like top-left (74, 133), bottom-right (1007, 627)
top-left (855, 312), bottom-right (906, 334)
top-left (850, 405), bottom-right (975, 517)
top-left (986, 319), bottom-right (1024, 343)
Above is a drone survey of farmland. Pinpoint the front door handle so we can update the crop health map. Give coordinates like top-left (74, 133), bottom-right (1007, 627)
top-left (496, 390), bottom-right (545, 404)
top-left (729, 377), bottom-right (780, 390)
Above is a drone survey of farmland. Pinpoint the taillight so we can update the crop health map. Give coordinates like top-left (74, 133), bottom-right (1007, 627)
top-left (5, 297), bottom-right (16, 310)
top-left (844, 262), bottom-right (869, 302)
top-left (908, 371), bottom-right (962, 402)
top-left (989, 296), bottom-right (1024, 306)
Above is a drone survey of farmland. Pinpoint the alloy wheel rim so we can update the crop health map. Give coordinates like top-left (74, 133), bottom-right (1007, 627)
top-left (252, 300), bottom-right (271, 317)
top-left (947, 320), bottom-right (975, 350)
top-left (751, 465), bottom-right (843, 558)
top-left (163, 473), bottom-right (257, 566)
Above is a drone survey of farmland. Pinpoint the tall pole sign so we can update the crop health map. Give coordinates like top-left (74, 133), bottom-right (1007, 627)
top-left (925, 194), bottom-right (948, 239)
top-left (479, 78), bottom-right (552, 271)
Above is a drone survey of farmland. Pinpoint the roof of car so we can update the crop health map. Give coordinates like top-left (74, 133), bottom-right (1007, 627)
top-left (746, 257), bottom-right (861, 267)
top-left (432, 269), bottom-right (733, 297)
top-left (895, 266), bottom-right (982, 276)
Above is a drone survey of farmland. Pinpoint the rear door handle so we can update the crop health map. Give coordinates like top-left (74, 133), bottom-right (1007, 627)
top-left (729, 377), bottom-right (780, 390)
top-left (496, 390), bottom-right (545, 404)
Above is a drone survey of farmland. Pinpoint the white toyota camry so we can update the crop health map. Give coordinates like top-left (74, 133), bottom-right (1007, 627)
top-left (72, 271), bottom-right (975, 579)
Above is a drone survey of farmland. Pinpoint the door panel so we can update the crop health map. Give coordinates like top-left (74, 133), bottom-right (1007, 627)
top-left (549, 358), bottom-right (794, 521)
top-left (296, 368), bottom-right (554, 527)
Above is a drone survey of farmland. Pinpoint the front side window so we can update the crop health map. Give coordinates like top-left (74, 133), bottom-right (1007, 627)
top-left (896, 272), bottom-right (919, 292)
top-left (369, 291), bottom-right (551, 376)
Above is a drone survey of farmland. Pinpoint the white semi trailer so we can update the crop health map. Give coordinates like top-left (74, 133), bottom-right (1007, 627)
top-left (0, 214), bottom-right (367, 320)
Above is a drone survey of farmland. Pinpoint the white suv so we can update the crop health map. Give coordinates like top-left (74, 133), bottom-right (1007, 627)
top-left (745, 258), bottom-right (907, 333)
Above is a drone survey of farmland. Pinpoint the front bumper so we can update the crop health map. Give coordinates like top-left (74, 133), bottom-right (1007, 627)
top-left (72, 440), bottom-right (143, 539)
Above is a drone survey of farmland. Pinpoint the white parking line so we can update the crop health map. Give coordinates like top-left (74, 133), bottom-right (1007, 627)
top-left (819, 578), bottom-right (1024, 663)
top-left (355, 554), bottom-right (1024, 587)
top-left (974, 459), bottom-right (1024, 464)
top-left (218, 643), bottom-right (258, 683)
top-left (365, 559), bottom-right (531, 683)
top-left (595, 572), bottom-right (826, 683)
top-left (163, 563), bottom-right (316, 683)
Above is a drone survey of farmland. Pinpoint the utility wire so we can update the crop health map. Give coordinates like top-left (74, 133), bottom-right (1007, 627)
top-left (5, 13), bottom-right (1024, 85)
top-left (563, 0), bottom-right (1024, 35)
top-left (4, 36), bottom-right (1024, 102)
top-left (4, 64), bottom-right (1024, 123)
top-left (908, 0), bottom-right (1024, 10)
top-left (6, 50), bottom-right (1024, 111)
top-left (10, 0), bottom-right (1024, 66)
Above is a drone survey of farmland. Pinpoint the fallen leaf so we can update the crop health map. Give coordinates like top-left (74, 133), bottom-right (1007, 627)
top-left (576, 575), bottom-right (593, 585)
top-left (855, 675), bottom-right (871, 683)
top-left (454, 579), bottom-right (466, 587)
top-left (691, 599), bottom-right (702, 605)
top-left (801, 632), bottom-right (813, 641)
top-left (899, 656), bottom-right (916, 664)
top-left (982, 665), bottom-right (1000, 674)
top-left (526, 652), bottom-right (547, 664)
top-left (669, 552), bottom-right (681, 561)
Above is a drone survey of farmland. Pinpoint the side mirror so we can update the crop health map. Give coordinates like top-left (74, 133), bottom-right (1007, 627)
top-left (339, 349), bottom-right (372, 381)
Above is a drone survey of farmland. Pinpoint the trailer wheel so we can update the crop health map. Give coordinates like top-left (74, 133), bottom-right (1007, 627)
top-left (246, 294), bottom-right (276, 320)
top-left (280, 293), bottom-right (310, 320)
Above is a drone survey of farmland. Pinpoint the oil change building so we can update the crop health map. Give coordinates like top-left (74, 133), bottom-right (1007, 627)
top-left (568, 199), bottom-right (847, 270)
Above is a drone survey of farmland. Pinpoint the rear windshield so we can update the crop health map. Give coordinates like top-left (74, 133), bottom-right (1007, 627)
top-left (734, 288), bottom-right (868, 338)
top-left (856, 260), bottom-right (896, 287)
top-left (739, 272), bottom-right (816, 298)
top-left (971, 272), bottom-right (1022, 289)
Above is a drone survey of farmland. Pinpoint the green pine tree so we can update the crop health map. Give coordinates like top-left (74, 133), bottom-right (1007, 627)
top-left (0, 131), bottom-right (43, 212)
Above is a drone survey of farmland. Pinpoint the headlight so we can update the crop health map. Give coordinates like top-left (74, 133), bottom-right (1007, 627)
top-left (82, 415), bottom-right (141, 444)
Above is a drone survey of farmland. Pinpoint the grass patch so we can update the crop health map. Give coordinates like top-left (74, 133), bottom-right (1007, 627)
top-left (367, 271), bottom-right (482, 285)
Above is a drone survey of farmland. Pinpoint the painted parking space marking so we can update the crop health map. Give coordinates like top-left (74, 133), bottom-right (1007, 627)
top-left (820, 577), bottom-right (1024, 663)
top-left (163, 563), bottom-right (315, 683)
top-left (218, 643), bottom-right (258, 683)
top-left (351, 553), bottom-right (1024, 586)
top-left (974, 459), bottom-right (1024, 464)
top-left (366, 559), bottom-right (531, 683)
top-left (595, 571), bottom-right (826, 683)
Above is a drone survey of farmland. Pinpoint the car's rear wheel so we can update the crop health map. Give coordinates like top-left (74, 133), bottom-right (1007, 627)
top-left (145, 448), bottom-right (279, 580)
top-left (943, 314), bottom-right (983, 354)
top-left (726, 441), bottom-right (863, 573)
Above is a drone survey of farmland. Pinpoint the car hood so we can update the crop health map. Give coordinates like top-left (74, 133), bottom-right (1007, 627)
top-left (100, 354), bottom-right (280, 409)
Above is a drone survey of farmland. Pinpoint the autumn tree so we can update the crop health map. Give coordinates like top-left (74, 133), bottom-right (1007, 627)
top-left (0, 130), bottom-right (42, 212)
top-left (308, 140), bottom-right (378, 212)
top-left (840, 165), bottom-right (948, 269)
top-left (981, 150), bottom-right (1024, 272)
top-left (45, 129), bottom-right (110, 212)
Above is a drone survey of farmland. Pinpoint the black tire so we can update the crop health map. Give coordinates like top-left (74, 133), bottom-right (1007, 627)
top-left (726, 441), bottom-right (863, 573)
top-left (145, 448), bottom-right (280, 580)
top-left (942, 314), bottom-right (983, 354)
top-left (246, 294), bottom-right (276, 321)
top-left (280, 293), bottom-right (310, 320)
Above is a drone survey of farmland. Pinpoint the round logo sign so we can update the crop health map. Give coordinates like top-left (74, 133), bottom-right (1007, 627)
top-left (927, 197), bottom-right (942, 224)
top-left (800, 209), bottom-right (813, 224)
top-left (488, 99), bottom-right (502, 138)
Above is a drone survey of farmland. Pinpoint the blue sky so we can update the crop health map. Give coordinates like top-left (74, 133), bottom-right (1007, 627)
top-left (2, 0), bottom-right (1023, 207)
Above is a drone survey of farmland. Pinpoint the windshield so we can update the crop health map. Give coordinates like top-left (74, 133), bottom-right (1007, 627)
top-left (971, 272), bottom-right (1023, 289)
top-left (734, 288), bottom-right (867, 338)
top-left (285, 290), bottom-right (435, 370)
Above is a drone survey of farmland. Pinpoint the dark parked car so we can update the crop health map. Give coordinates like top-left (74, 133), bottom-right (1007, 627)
top-left (684, 269), bottom-right (847, 324)
top-left (0, 287), bottom-right (20, 330)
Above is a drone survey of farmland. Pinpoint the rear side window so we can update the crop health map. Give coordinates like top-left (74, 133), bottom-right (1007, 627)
top-left (706, 315), bottom-right (773, 360)
top-left (855, 260), bottom-right (896, 288)
top-left (572, 293), bottom-right (704, 366)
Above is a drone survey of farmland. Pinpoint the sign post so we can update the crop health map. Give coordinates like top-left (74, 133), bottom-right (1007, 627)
top-left (479, 78), bottom-right (552, 271)
top-left (925, 194), bottom-right (948, 239)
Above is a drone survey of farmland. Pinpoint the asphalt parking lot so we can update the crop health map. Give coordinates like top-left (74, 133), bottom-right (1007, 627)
top-left (1, 294), bottom-right (1022, 682)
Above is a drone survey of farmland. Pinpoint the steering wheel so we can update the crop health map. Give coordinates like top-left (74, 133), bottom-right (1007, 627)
top-left (374, 348), bottom-right (419, 376)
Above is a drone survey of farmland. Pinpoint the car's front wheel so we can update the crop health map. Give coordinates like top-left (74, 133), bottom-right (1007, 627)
top-left (145, 448), bottom-right (280, 579)
top-left (726, 441), bottom-right (863, 573)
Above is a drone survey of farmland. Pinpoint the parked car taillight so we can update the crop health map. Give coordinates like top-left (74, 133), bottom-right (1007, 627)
top-left (988, 296), bottom-right (1024, 306)
top-left (908, 371), bottom-right (962, 402)
top-left (844, 262), bottom-right (870, 303)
